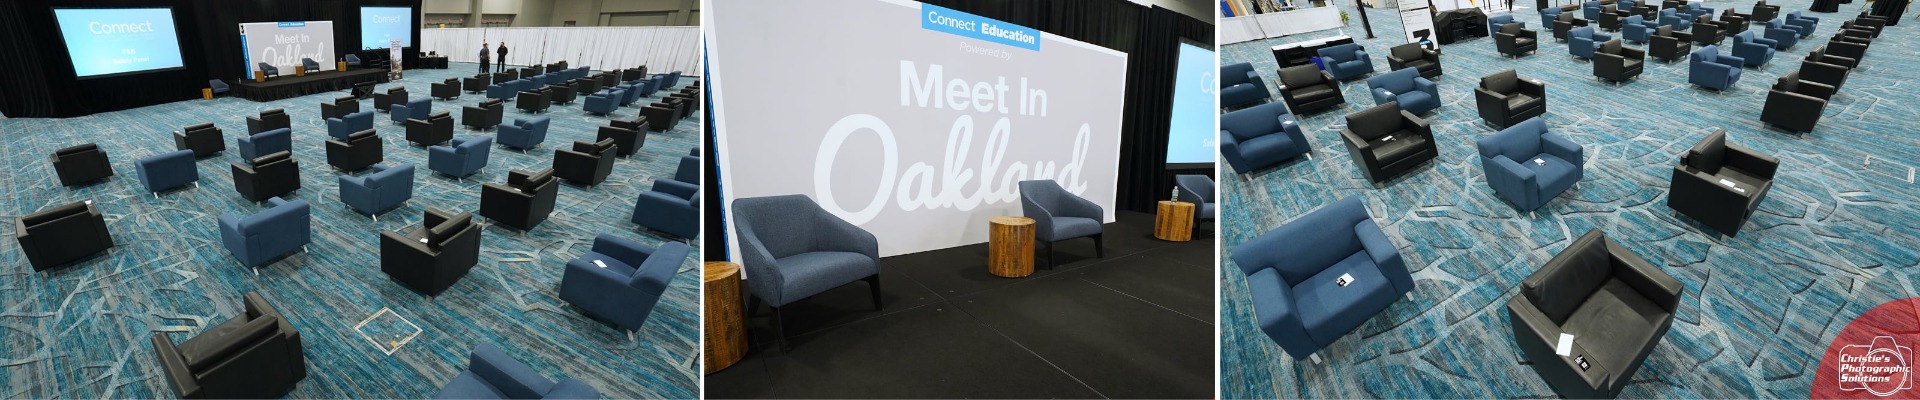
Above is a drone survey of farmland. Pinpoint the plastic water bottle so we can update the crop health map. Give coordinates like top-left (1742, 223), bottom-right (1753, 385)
top-left (1171, 187), bottom-right (1179, 201)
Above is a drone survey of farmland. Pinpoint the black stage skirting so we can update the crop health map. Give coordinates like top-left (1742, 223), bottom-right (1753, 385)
top-left (233, 69), bottom-right (389, 102)
top-left (420, 56), bottom-right (448, 69)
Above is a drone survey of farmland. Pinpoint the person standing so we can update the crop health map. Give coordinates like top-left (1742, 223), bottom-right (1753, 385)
top-left (496, 42), bottom-right (509, 73)
top-left (478, 42), bottom-right (490, 74)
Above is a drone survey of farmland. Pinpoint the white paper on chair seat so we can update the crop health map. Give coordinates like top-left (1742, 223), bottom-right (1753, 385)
top-left (593, 260), bottom-right (608, 268)
top-left (1719, 178), bottom-right (1737, 188)
top-left (1557, 333), bottom-right (1575, 356)
top-left (1336, 273), bottom-right (1355, 287)
top-left (1534, 158), bottom-right (1545, 165)
top-left (1382, 135), bottom-right (1395, 141)
top-left (419, 238), bottom-right (429, 244)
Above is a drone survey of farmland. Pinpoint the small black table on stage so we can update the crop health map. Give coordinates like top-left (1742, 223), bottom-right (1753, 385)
top-left (420, 56), bottom-right (448, 69)
top-left (233, 69), bottom-right (389, 102)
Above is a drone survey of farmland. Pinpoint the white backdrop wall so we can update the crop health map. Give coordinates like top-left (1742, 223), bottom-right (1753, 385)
top-left (420, 27), bottom-right (700, 74)
top-left (709, 0), bottom-right (1129, 259)
top-left (239, 21), bottom-right (338, 73)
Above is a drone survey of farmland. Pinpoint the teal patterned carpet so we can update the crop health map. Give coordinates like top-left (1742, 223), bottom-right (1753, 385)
top-left (0, 62), bottom-right (700, 398)
top-left (1220, 0), bottom-right (1920, 398)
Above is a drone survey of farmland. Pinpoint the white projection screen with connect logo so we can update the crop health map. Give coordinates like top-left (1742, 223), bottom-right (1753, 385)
top-left (52, 8), bottom-right (187, 78)
top-left (707, 0), bottom-right (1129, 259)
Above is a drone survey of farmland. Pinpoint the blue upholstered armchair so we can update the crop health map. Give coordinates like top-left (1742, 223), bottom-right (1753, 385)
top-left (1659, 9), bottom-right (1694, 31)
top-left (1784, 10), bottom-right (1817, 38)
top-left (497, 117), bottom-right (551, 151)
top-left (1489, 14), bottom-right (1525, 35)
top-left (1317, 43), bottom-right (1374, 81)
top-left (623, 81), bottom-right (651, 105)
top-left (344, 54), bottom-right (361, 68)
top-left (1219, 102), bottom-right (1311, 174)
top-left (1624, 15), bottom-right (1657, 44)
top-left (1019, 179), bottom-right (1105, 269)
top-left (391, 97), bottom-right (431, 124)
top-left (237, 128), bottom-right (291, 160)
top-left (1175, 174), bottom-right (1215, 224)
top-left (584, 89), bottom-right (623, 115)
top-left (632, 179), bottom-right (698, 239)
top-left (326, 110), bottom-right (374, 140)
top-left (559, 234), bottom-right (690, 334)
top-left (1764, 18), bottom-right (1800, 49)
top-left (1686, 3), bottom-right (1715, 19)
top-left (1229, 196), bottom-right (1413, 363)
top-left (135, 149), bottom-right (199, 197)
top-left (1366, 68), bottom-right (1440, 116)
top-left (731, 194), bottom-right (883, 351)
top-left (208, 79), bottom-right (229, 96)
top-left (1569, 26), bottom-right (1614, 60)
top-left (1583, 1), bottom-right (1605, 20)
top-left (338, 164), bottom-right (414, 219)
top-left (1476, 117), bottom-right (1583, 214)
top-left (486, 80), bottom-right (522, 100)
top-left (1219, 62), bottom-right (1270, 110)
top-left (218, 197), bottom-right (312, 270)
top-left (1539, 7), bottom-right (1562, 25)
top-left (1689, 45), bottom-right (1745, 91)
top-left (257, 62), bottom-right (278, 78)
top-left (433, 343), bottom-right (601, 399)
top-left (301, 58), bottom-right (320, 72)
top-left (429, 136), bottom-right (492, 179)
top-left (1732, 31), bottom-right (1777, 66)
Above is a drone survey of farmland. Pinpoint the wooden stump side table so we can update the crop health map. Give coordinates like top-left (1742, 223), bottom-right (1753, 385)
top-left (703, 261), bottom-right (747, 374)
top-left (1155, 201), bottom-right (1195, 242)
top-left (988, 216), bottom-right (1035, 278)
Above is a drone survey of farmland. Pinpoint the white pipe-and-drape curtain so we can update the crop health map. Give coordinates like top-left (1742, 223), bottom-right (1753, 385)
top-left (422, 27), bottom-right (701, 75)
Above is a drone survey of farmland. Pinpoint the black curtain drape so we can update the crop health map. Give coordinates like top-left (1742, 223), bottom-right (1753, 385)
top-left (920, 0), bottom-right (1214, 214)
top-left (0, 0), bottom-right (421, 118)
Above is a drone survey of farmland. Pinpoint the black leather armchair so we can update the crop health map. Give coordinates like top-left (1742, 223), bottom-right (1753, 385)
top-left (1276, 64), bottom-right (1345, 114)
top-left (174, 123), bottom-right (226, 158)
top-left (1649, 26), bottom-right (1693, 62)
top-left (373, 87), bottom-right (407, 113)
top-left (610, 116), bottom-right (650, 133)
top-left (407, 111), bottom-right (455, 146)
top-left (553, 138), bottom-right (618, 186)
top-left (516, 89), bottom-right (552, 113)
top-left (1668, 130), bottom-right (1777, 236)
top-left (1760, 72), bottom-right (1834, 133)
top-left (1475, 70), bottom-right (1548, 129)
top-left (1554, 12), bottom-right (1589, 41)
top-left (1693, 15), bottom-right (1727, 45)
top-left (598, 125), bottom-right (645, 157)
top-left (380, 209), bottom-right (482, 297)
top-left (324, 129), bottom-right (383, 172)
top-left (320, 96), bottom-right (359, 120)
top-left (1752, 1), bottom-right (1780, 22)
top-left (16, 201), bottom-right (113, 271)
top-left (665, 93), bottom-right (698, 119)
top-left (1340, 102), bottom-right (1438, 183)
top-left (1797, 59), bottom-right (1850, 90)
top-left (1843, 18), bottom-right (1883, 38)
top-left (463, 99), bottom-right (504, 130)
top-left (480, 168), bottom-right (559, 231)
top-left (492, 71), bottom-right (516, 85)
top-left (1594, 39), bottom-right (1646, 83)
top-left (1496, 23), bottom-right (1541, 57)
top-left (547, 84), bottom-right (577, 105)
top-left (1387, 43), bottom-right (1443, 79)
top-left (1508, 228), bottom-right (1680, 399)
top-left (152, 292), bottom-right (306, 399)
top-left (51, 143), bottom-right (113, 187)
top-left (1600, 5), bottom-right (1624, 30)
top-left (462, 74), bottom-right (490, 93)
top-left (233, 151), bottom-right (300, 202)
top-left (1719, 9), bottom-right (1749, 34)
top-left (432, 78), bottom-right (460, 100)
top-left (642, 101), bottom-right (683, 132)
top-left (1812, 42), bottom-right (1865, 68)
top-left (574, 78), bottom-right (600, 97)
top-left (246, 109), bottom-right (291, 134)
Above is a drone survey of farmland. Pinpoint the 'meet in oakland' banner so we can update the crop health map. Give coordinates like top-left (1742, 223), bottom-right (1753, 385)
top-left (707, 0), bottom-right (1128, 258)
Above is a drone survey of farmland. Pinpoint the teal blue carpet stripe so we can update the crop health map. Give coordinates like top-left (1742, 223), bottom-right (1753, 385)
top-left (0, 62), bottom-right (700, 398)
top-left (1220, 1), bottom-right (1920, 398)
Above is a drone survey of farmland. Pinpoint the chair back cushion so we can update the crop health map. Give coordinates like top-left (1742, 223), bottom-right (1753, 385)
top-left (1390, 43), bottom-right (1423, 61)
top-left (1482, 69), bottom-right (1519, 94)
top-left (732, 195), bottom-right (825, 258)
top-left (1368, 68), bottom-right (1416, 94)
top-left (1220, 62), bottom-right (1255, 86)
top-left (1522, 230), bottom-right (1614, 323)
top-left (1686, 130), bottom-right (1726, 174)
top-left (1478, 118), bottom-right (1546, 161)
top-left (1601, 38), bottom-right (1623, 54)
top-left (1345, 102), bottom-right (1402, 139)
top-left (1277, 65), bottom-right (1321, 88)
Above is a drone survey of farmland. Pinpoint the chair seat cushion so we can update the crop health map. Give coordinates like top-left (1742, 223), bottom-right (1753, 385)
top-left (175, 316), bottom-right (254, 369)
top-left (1558, 278), bottom-right (1671, 375)
top-left (1404, 59), bottom-right (1434, 69)
top-left (775, 251), bottom-right (879, 303)
top-left (1292, 84), bottom-right (1337, 100)
top-left (1506, 93), bottom-right (1539, 110)
top-left (1369, 131), bottom-right (1427, 162)
top-left (1199, 203), bottom-right (1216, 220)
top-left (1238, 134), bottom-right (1298, 164)
top-left (433, 371), bottom-right (508, 399)
top-left (1623, 59), bottom-right (1643, 70)
top-left (1525, 153), bottom-right (1582, 195)
top-left (1293, 251), bottom-right (1397, 345)
top-left (1049, 216), bottom-right (1103, 240)
top-left (576, 251), bottom-right (638, 276)
top-left (1517, 38), bottom-right (1537, 46)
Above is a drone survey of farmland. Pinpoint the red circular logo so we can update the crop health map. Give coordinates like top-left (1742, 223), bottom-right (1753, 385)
top-left (1812, 298), bottom-right (1920, 398)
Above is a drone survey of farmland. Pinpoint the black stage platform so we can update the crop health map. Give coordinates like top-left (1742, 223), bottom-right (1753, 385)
top-left (705, 211), bottom-right (1216, 399)
top-left (233, 68), bottom-right (389, 102)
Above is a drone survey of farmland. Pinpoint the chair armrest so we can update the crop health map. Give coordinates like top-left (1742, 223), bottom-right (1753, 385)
top-left (1718, 54), bottom-right (1746, 67)
top-left (1724, 144), bottom-right (1781, 179)
top-left (1541, 133), bottom-right (1585, 167)
top-left (1401, 111), bottom-right (1431, 137)
top-left (1371, 88), bottom-right (1397, 105)
top-left (1413, 77), bottom-right (1437, 95)
top-left (1790, 79), bottom-right (1838, 100)
top-left (1339, 129), bottom-right (1373, 154)
top-left (1059, 188), bottom-right (1107, 220)
top-left (1509, 298), bottom-right (1614, 396)
top-left (1353, 219), bottom-right (1411, 292)
top-left (652, 179), bottom-right (698, 199)
top-left (1607, 238), bottom-right (1683, 311)
top-left (469, 344), bottom-right (556, 399)
top-left (590, 233), bottom-right (655, 267)
top-left (816, 213), bottom-right (881, 260)
top-left (151, 334), bottom-right (202, 398)
top-left (630, 242), bottom-right (691, 293)
top-left (1489, 155), bottom-right (1540, 189)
